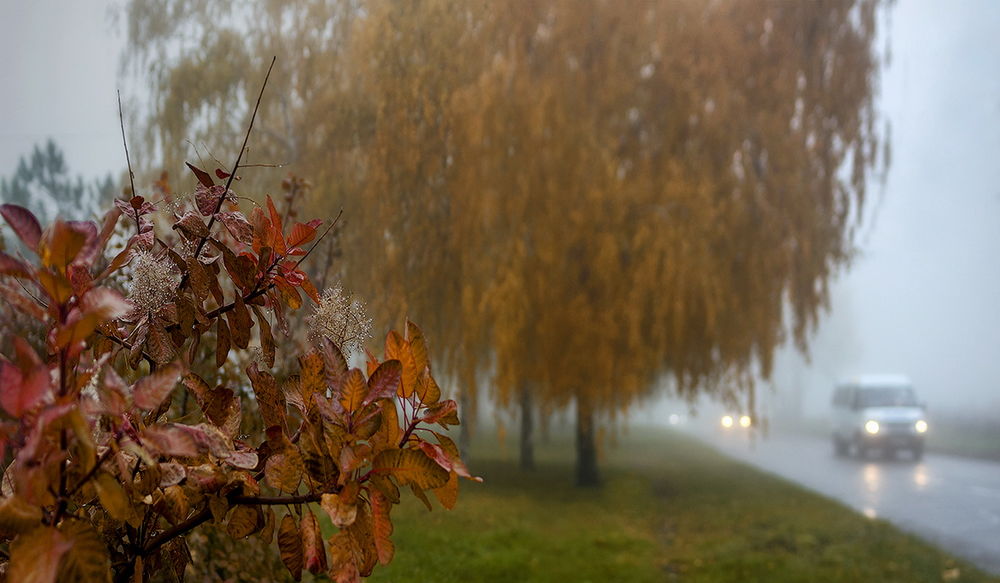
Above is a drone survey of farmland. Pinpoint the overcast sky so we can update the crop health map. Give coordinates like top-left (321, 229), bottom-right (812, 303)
top-left (2, 1), bottom-right (999, 415)
top-left (780, 1), bottom-right (1000, 415)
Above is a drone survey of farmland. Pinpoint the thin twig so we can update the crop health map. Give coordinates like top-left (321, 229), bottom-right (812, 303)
top-left (191, 56), bottom-right (277, 263)
top-left (118, 90), bottom-right (137, 199)
top-left (293, 209), bottom-right (343, 270)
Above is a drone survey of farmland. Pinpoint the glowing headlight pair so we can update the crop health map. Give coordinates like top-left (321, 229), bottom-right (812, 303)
top-left (720, 415), bottom-right (752, 428)
top-left (864, 419), bottom-right (928, 435)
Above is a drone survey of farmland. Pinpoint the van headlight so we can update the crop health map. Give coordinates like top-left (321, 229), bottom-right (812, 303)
top-left (864, 420), bottom-right (880, 435)
top-left (738, 415), bottom-right (752, 428)
top-left (915, 420), bottom-right (928, 434)
top-left (721, 415), bottom-right (734, 428)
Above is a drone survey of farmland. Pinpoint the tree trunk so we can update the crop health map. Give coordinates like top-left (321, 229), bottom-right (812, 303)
top-left (519, 384), bottom-right (535, 471)
top-left (458, 390), bottom-right (475, 459)
top-left (575, 395), bottom-right (600, 487)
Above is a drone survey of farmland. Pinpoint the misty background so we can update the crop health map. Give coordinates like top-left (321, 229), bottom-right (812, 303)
top-left (2, 0), bottom-right (999, 421)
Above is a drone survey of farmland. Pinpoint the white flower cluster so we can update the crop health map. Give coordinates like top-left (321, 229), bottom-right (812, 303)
top-left (307, 284), bottom-right (373, 357)
top-left (128, 250), bottom-right (179, 314)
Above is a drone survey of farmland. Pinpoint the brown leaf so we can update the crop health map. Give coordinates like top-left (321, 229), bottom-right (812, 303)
top-left (247, 362), bottom-right (286, 431)
top-left (226, 504), bottom-right (263, 539)
top-left (133, 362), bottom-right (184, 411)
top-left (228, 294), bottom-right (252, 349)
top-left (370, 491), bottom-right (395, 565)
top-left (278, 513), bottom-right (304, 581)
top-left (187, 256), bottom-right (211, 301)
top-left (260, 507), bottom-right (276, 544)
top-left (216, 318), bottom-right (231, 368)
top-left (252, 305), bottom-right (275, 368)
top-left (0, 496), bottom-right (42, 537)
top-left (265, 448), bottom-right (304, 492)
top-left (8, 526), bottom-right (71, 583)
top-left (146, 322), bottom-right (177, 365)
top-left (162, 485), bottom-right (189, 523)
top-left (57, 521), bottom-right (112, 583)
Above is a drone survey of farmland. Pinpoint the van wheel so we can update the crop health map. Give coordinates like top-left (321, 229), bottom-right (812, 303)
top-left (833, 437), bottom-right (848, 457)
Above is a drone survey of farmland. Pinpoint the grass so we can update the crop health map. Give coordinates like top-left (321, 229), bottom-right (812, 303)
top-left (349, 427), bottom-right (998, 583)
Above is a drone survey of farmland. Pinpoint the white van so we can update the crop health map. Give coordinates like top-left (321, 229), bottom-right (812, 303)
top-left (831, 375), bottom-right (928, 460)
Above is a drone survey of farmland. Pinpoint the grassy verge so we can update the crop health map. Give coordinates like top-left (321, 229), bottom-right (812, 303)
top-left (347, 427), bottom-right (997, 583)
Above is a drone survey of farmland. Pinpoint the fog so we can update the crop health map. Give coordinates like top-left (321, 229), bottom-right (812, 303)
top-left (765, 0), bottom-right (1000, 421)
top-left (3, 1), bottom-right (999, 422)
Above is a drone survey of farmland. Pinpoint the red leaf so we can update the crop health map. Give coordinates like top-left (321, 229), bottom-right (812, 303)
top-left (215, 168), bottom-right (231, 179)
top-left (142, 424), bottom-right (198, 457)
top-left (417, 441), bottom-right (454, 473)
top-left (366, 360), bottom-right (401, 404)
top-left (172, 211), bottom-right (209, 240)
top-left (185, 162), bottom-right (215, 188)
top-left (286, 222), bottom-right (318, 248)
top-left (420, 400), bottom-right (459, 426)
top-left (195, 184), bottom-right (229, 217)
top-left (301, 511), bottom-right (327, 574)
top-left (0, 204), bottom-right (42, 251)
top-left (81, 287), bottom-right (132, 320)
top-left (133, 362), bottom-right (185, 411)
top-left (0, 250), bottom-right (30, 277)
top-left (0, 362), bottom-right (51, 417)
top-left (217, 211), bottom-right (254, 244)
top-left (265, 196), bottom-right (286, 254)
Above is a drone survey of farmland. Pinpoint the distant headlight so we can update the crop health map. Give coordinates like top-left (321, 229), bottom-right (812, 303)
top-left (739, 415), bottom-right (752, 428)
top-left (864, 420), bottom-right (880, 435)
top-left (721, 415), bottom-right (734, 428)
top-left (915, 419), bottom-right (928, 434)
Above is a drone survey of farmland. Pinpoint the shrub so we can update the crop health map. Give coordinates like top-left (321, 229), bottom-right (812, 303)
top-left (0, 157), bottom-right (476, 582)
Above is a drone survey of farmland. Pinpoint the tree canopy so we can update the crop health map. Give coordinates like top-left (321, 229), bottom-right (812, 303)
top-left (121, 0), bottom-right (888, 484)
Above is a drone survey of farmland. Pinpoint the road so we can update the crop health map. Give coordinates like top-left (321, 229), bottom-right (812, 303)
top-left (686, 425), bottom-right (1000, 575)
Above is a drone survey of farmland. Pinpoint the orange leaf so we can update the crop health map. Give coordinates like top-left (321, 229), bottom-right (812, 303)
top-left (372, 449), bottom-right (449, 490)
top-left (433, 471), bottom-right (459, 510)
top-left (339, 369), bottom-right (368, 414)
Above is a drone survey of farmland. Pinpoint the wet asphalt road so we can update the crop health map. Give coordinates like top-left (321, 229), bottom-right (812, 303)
top-left (687, 426), bottom-right (1000, 575)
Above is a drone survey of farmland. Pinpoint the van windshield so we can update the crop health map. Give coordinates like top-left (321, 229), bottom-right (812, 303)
top-left (856, 387), bottom-right (918, 408)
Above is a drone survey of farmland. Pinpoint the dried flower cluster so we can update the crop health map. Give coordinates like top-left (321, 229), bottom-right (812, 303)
top-left (307, 284), bottom-right (373, 357)
top-left (127, 249), bottom-right (178, 314)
